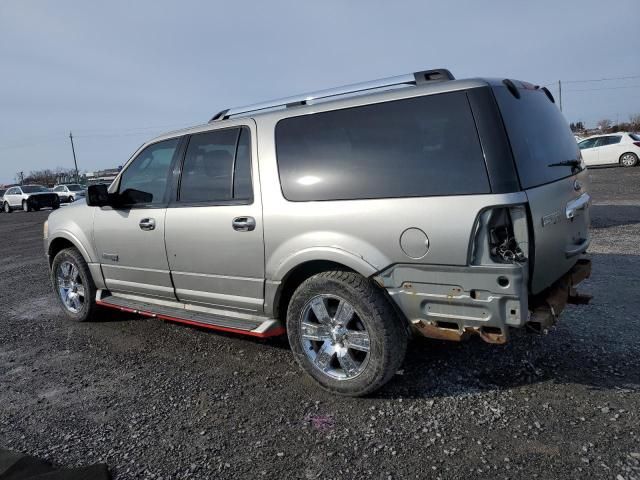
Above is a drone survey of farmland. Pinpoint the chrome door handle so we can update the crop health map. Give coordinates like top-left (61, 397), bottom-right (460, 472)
top-left (139, 218), bottom-right (156, 231)
top-left (232, 216), bottom-right (256, 232)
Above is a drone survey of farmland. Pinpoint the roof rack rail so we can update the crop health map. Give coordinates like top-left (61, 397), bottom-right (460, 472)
top-left (209, 68), bottom-right (454, 122)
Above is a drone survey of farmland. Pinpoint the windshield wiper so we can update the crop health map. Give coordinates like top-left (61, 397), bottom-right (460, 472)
top-left (548, 159), bottom-right (582, 168)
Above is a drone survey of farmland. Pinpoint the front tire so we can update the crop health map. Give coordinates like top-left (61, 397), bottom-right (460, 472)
top-left (286, 271), bottom-right (407, 396)
top-left (68, 196), bottom-right (75, 203)
top-left (22, 200), bottom-right (31, 212)
top-left (3, 202), bottom-right (11, 213)
top-left (51, 247), bottom-right (97, 322)
top-left (620, 152), bottom-right (639, 167)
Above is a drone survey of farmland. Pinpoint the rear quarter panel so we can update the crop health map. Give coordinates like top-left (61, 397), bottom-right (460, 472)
top-left (255, 114), bottom-right (527, 280)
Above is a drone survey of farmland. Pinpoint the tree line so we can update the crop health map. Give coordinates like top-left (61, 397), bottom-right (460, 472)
top-left (570, 114), bottom-right (640, 135)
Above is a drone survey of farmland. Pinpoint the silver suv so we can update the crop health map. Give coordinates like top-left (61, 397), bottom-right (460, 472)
top-left (44, 69), bottom-right (592, 396)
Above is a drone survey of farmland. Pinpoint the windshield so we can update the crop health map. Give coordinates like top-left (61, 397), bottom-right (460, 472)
top-left (22, 185), bottom-right (49, 193)
top-left (493, 85), bottom-right (582, 189)
top-left (67, 184), bottom-right (84, 191)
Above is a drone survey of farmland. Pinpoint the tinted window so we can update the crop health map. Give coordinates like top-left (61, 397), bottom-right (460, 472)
top-left (119, 138), bottom-right (178, 205)
top-left (233, 127), bottom-right (252, 200)
top-left (494, 86), bottom-right (581, 189)
top-left (275, 92), bottom-right (489, 201)
top-left (67, 184), bottom-right (83, 191)
top-left (22, 186), bottom-right (48, 193)
top-left (602, 136), bottom-right (621, 146)
top-left (630, 133), bottom-right (640, 141)
top-left (180, 128), bottom-right (238, 203)
top-left (179, 127), bottom-right (252, 203)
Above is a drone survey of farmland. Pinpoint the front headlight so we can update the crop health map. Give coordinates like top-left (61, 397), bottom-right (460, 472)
top-left (43, 220), bottom-right (48, 239)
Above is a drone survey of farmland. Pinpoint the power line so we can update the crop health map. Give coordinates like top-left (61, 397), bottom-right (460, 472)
top-left (563, 74), bottom-right (640, 84)
top-left (564, 84), bottom-right (640, 92)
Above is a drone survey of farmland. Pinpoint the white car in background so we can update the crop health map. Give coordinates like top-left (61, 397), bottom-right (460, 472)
top-left (52, 184), bottom-right (86, 203)
top-left (578, 132), bottom-right (640, 167)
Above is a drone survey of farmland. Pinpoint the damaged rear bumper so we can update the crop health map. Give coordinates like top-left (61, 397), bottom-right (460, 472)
top-left (377, 257), bottom-right (591, 345)
top-left (526, 257), bottom-right (592, 333)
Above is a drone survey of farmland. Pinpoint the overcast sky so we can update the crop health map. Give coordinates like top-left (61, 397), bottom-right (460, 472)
top-left (1, 0), bottom-right (639, 184)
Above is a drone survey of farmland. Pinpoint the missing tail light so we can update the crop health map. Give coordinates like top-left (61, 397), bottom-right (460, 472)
top-left (471, 206), bottom-right (529, 265)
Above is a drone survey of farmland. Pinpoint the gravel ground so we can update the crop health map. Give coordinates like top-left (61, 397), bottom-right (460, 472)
top-left (1, 167), bottom-right (639, 480)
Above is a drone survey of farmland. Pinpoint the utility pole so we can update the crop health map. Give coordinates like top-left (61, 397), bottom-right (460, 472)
top-left (558, 80), bottom-right (563, 112)
top-left (69, 131), bottom-right (79, 183)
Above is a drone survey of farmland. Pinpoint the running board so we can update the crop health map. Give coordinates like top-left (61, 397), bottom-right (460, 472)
top-left (96, 291), bottom-right (285, 338)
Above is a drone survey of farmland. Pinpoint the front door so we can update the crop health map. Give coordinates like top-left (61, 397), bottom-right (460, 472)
top-left (5, 188), bottom-right (20, 207)
top-left (578, 137), bottom-right (599, 166)
top-left (164, 123), bottom-right (265, 313)
top-left (94, 137), bottom-right (181, 300)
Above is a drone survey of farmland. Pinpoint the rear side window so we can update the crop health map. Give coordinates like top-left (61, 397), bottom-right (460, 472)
top-left (602, 136), bottom-right (621, 145)
top-left (179, 126), bottom-right (252, 203)
top-left (494, 86), bottom-right (580, 189)
top-left (275, 91), bottom-right (489, 201)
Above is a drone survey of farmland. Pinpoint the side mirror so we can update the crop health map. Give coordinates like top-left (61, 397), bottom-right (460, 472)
top-left (86, 184), bottom-right (110, 207)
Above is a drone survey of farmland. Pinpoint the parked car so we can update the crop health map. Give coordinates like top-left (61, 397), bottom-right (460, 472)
top-left (53, 184), bottom-right (86, 203)
top-left (44, 69), bottom-right (592, 396)
top-left (578, 132), bottom-right (640, 167)
top-left (0, 189), bottom-right (5, 213)
top-left (3, 185), bottom-right (59, 212)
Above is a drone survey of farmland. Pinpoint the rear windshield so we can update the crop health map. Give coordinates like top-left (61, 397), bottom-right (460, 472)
top-left (493, 86), bottom-right (581, 189)
top-left (22, 185), bottom-right (49, 193)
top-left (630, 133), bottom-right (640, 141)
top-left (67, 184), bottom-right (83, 191)
top-left (275, 91), bottom-right (490, 201)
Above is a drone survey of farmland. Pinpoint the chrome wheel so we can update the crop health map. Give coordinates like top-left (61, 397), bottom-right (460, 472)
top-left (299, 294), bottom-right (370, 380)
top-left (56, 260), bottom-right (85, 313)
top-left (621, 153), bottom-right (638, 167)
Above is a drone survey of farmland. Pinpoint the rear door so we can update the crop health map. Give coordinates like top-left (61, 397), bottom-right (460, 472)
top-left (493, 84), bottom-right (591, 294)
top-left (164, 123), bottom-right (265, 312)
top-left (598, 135), bottom-right (623, 164)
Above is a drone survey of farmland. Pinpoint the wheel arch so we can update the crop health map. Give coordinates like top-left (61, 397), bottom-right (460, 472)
top-left (48, 233), bottom-right (92, 267)
top-left (271, 260), bottom-right (355, 322)
top-left (619, 151), bottom-right (639, 165)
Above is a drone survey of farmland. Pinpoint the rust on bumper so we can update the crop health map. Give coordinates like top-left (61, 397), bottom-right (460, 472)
top-left (411, 319), bottom-right (507, 344)
top-left (527, 258), bottom-right (592, 333)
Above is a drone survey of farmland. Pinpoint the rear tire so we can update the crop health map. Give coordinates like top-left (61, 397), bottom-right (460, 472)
top-left (51, 247), bottom-right (97, 322)
top-left (286, 270), bottom-right (407, 396)
top-left (620, 152), bottom-right (638, 167)
top-left (69, 196), bottom-right (75, 203)
top-left (22, 200), bottom-right (31, 212)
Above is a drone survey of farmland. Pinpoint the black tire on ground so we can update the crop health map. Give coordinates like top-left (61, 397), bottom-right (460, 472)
top-left (3, 202), bottom-right (11, 213)
top-left (620, 152), bottom-right (639, 167)
top-left (69, 196), bottom-right (74, 202)
top-left (50, 247), bottom-right (98, 322)
top-left (286, 270), bottom-right (407, 396)
top-left (22, 200), bottom-right (31, 212)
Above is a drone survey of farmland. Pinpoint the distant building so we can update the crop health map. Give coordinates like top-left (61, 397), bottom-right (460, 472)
top-left (85, 167), bottom-right (121, 185)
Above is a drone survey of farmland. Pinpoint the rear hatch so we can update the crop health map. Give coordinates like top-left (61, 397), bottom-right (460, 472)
top-left (493, 83), bottom-right (591, 294)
